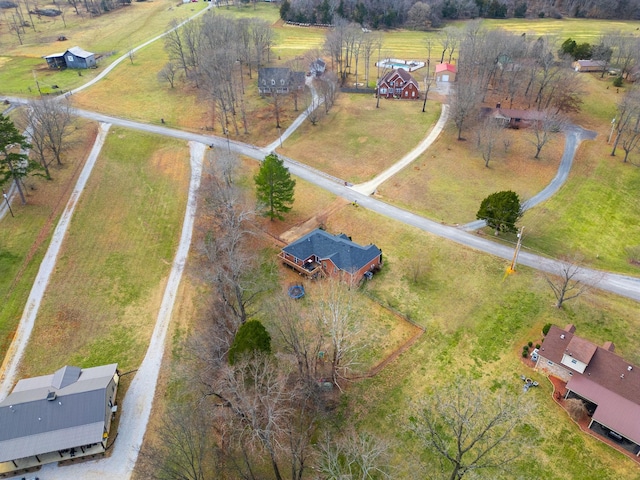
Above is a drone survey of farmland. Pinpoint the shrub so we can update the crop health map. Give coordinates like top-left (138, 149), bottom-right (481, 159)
top-left (535, 344), bottom-right (541, 349)
top-left (228, 320), bottom-right (271, 365)
top-left (528, 341), bottom-right (533, 347)
top-left (566, 398), bottom-right (588, 422)
top-left (522, 351), bottom-right (528, 357)
top-left (523, 345), bottom-right (529, 352)
top-left (613, 76), bottom-right (624, 87)
top-left (542, 323), bottom-right (552, 336)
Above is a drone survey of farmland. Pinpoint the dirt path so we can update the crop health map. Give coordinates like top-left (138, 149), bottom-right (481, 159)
top-left (0, 123), bottom-right (111, 400)
top-left (279, 198), bottom-right (349, 243)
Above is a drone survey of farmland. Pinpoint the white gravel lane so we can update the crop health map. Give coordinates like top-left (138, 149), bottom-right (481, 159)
top-left (0, 122), bottom-right (112, 400)
top-left (15, 141), bottom-right (205, 480)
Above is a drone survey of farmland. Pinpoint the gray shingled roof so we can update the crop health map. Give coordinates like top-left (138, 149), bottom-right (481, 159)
top-left (282, 229), bottom-right (381, 273)
top-left (258, 67), bottom-right (293, 86)
top-left (0, 364), bottom-right (117, 463)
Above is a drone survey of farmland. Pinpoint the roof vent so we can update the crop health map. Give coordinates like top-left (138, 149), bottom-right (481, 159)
top-left (621, 374), bottom-right (625, 379)
top-left (628, 366), bottom-right (633, 371)
top-left (46, 391), bottom-right (57, 401)
top-left (560, 334), bottom-right (565, 339)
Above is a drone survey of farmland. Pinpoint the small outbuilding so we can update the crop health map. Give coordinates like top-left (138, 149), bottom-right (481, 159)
top-left (43, 46), bottom-right (96, 70)
top-left (435, 63), bottom-right (457, 82)
top-left (309, 58), bottom-right (326, 77)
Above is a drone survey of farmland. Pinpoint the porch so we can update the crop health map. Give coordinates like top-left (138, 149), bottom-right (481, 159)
top-left (278, 252), bottom-right (323, 278)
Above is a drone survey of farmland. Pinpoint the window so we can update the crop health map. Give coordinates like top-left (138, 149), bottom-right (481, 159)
top-left (390, 81), bottom-right (394, 86)
top-left (262, 79), bottom-right (266, 85)
top-left (380, 88), bottom-right (387, 94)
top-left (271, 79), bottom-right (275, 85)
top-left (571, 359), bottom-right (577, 364)
top-left (404, 91), bottom-right (408, 96)
top-left (67, 55), bottom-right (73, 62)
top-left (280, 79), bottom-right (285, 85)
top-left (395, 88), bottom-right (402, 94)
top-left (412, 91), bottom-right (416, 97)
top-left (547, 360), bottom-right (554, 365)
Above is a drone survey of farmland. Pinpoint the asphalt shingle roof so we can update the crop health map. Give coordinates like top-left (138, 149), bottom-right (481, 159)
top-left (282, 229), bottom-right (381, 274)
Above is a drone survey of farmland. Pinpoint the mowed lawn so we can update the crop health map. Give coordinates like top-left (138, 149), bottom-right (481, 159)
top-left (522, 138), bottom-right (640, 275)
top-left (16, 128), bottom-right (190, 378)
top-left (0, 119), bottom-right (99, 365)
top-left (282, 93), bottom-right (439, 183)
top-left (0, 0), bottom-right (209, 96)
top-left (316, 201), bottom-right (640, 479)
top-left (377, 125), bottom-right (563, 224)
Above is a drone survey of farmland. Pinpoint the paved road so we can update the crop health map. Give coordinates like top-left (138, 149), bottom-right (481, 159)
top-left (22, 106), bottom-right (635, 304)
top-left (462, 125), bottom-right (598, 231)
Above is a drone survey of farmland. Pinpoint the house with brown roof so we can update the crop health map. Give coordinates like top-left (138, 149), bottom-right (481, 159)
top-left (481, 106), bottom-right (546, 129)
top-left (573, 59), bottom-right (607, 72)
top-left (536, 324), bottom-right (640, 455)
top-left (376, 69), bottom-right (420, 100)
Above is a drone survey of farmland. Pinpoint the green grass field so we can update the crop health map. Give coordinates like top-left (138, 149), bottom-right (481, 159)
top-left (0, 0), bottom-right (209, 96)
top-left (0, 119), bottom-right (98, 363)
top-left (15, 128), bottom-right (190, 378)
top-left (319, 201), bottom-right (640, 479)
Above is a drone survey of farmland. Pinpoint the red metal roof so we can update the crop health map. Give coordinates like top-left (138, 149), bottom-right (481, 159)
top-left (435, 63), bottom-right (456, 73)
top-left (567, 374), bottom-right (640, 444)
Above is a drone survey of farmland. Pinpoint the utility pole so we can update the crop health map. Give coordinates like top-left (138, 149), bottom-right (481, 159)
top-left (508, 226), bottom-right (524, 273)
top-left (608, 117), bottom-right (616, 144)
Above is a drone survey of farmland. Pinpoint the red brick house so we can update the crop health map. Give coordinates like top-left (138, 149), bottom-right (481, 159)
top-left (536, 324), bottom-right (640, 455)
top-left (376, 69), bottom-right (420, 100)
top-left (279, 229), bottom-right (382, 284)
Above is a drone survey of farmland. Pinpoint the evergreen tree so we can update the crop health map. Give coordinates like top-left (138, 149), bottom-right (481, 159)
top-left (476, 190), bottom-right (522, 234)
top-left (254, 153), bottom-right (295, 221)
top-left (229, 320), bottom-right (271, 364)
top-left (0, 113), bottom-right (39, 205)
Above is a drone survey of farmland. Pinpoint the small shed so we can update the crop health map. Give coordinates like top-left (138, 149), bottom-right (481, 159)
top-left (435, 63), bottom-right (457, 82)
top-left (43, 52), bottom-right (66, 69)
top-left (309, 58), bottom-right (326, 77)
top-left (64, 46), bottom-right (96, 69)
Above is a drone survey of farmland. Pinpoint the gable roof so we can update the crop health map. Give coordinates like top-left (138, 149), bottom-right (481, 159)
top-left (66, 46), bottom-right (94, 58)
top-left (282, 229), bottom-right (381, 274)
top-left (259, 67), bottom-right (293, 85)
top-left (379, 68), bottom-right (418, 87)
top-left (541, 325), bottom-right (640, 442)
top-left (0, 364), bottom-right (117, 463)
top-left (565, 336), bottom-right (598, 365)
top-left (435, 63), bottom-right (456, 74)
top-left (576, 59), bottom-right (606, 68)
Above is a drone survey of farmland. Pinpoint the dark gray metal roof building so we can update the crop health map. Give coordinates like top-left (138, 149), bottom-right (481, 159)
top-left (0, 364), bottom-right (119, 472)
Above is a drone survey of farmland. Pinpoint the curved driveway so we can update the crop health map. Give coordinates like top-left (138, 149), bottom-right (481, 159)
top-left (49, 107), bottom-right (640, 303)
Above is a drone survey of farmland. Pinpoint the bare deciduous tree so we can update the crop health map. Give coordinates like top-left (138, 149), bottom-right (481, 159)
top-left (543, 257), bottom-right (595, 308)
top-left (529, 110), bottom-right (566, 159)
top-left (158, 61), bottom-right (179, 88)
top-left (316, 429), bottom-right (391, 479)
top-left (25, 96), bottom-right (73, 173)
top-left (408, 379), bottom-right (531, 480)
top-left (137, 402), bottom-right (219, 480)
top-left (565, 397), bottom-right (589, 422)
top-left (476, 117), bottom-right (502, 167)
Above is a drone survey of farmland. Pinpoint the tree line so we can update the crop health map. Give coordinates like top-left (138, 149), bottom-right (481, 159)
top-left (279, 0), bottom-right (640, 31)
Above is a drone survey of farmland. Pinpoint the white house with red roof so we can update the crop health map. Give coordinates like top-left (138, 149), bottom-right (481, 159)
top-left (536, 324), bottom-right (640, 455)
top-left (376, 69), bottom-right (420, 100)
